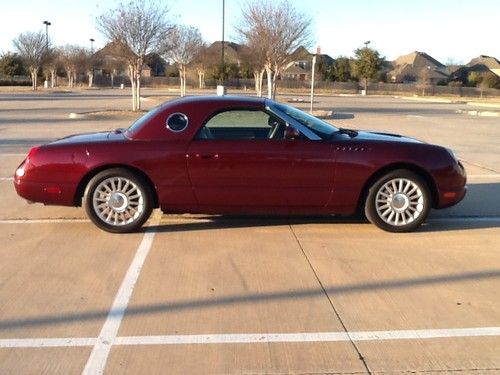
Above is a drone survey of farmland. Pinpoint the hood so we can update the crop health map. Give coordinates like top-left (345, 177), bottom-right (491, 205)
top-left (355, 130), bottom-right (423, 144)
top-left (47, 130), bottom-right (127, 146)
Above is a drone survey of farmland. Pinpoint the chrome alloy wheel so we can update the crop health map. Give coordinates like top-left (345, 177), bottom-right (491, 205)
top-left (92, 176), bottom-right (144, 226)
top-left (375, 178), bottom-right (425, 227)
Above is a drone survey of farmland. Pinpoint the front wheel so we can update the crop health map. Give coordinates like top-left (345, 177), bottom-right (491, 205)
top-left (83, 168), bottom-right (153, 233)
top-left (365, 170), bottom-right (431, 232)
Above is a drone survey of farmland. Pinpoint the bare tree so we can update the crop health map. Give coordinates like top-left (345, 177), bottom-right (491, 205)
top-left (42, 49), bottom-right (60, 88)
top-left (13, 31), bottom-right (46, 90)
top-left (418, 66), bottom-right (432, 96)
top-left (236, 0), bottom-right (312, 99)
top-left (161, 25), bottom-right (205, 96)
top-left (59, 45), bottom-right (88, 88)
top-left (191, 45), bottom-right (208, 89)
top-left (97, 0), bottom-right (173, 111)
top-left (239, 44), bottom-right (266, 97)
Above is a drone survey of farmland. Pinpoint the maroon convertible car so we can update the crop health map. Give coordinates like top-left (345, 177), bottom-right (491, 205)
top-left (14, 96), bottom-right (466, 233)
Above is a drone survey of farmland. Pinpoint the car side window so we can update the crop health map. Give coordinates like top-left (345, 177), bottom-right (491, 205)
top-left (195, 109), bottom-right (285, 140)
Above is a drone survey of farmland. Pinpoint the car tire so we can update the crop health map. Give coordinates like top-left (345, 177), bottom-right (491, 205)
top-left (83, 168), bottom-right (153, 233)
top-left (365, 169), bottom-right (431, 232)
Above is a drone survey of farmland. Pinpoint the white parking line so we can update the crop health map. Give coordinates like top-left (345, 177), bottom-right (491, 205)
top-left (429, 217), bottom-right (500, 223)
top-left (115, 326), bottom-right (500, 345)
top-left (0, 337), bottom-right (97, 348)
top-left (0, 219), bottom-right (89, 224)
top-left (2, 327), bottom-right (500, 348)
top-left (0, 177), bottom-right (14, 181)
top-left (82, 216), bottom-right (160, 375)
top-left (468, 174), bottom-right (500, 179)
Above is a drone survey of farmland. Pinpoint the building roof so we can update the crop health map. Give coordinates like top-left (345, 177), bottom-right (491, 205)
top-left (389, 51), bottom-right (448, 82)
top-left (204, 41), bottom-right (245, 65)
top-left (466, 55), bottom-right (500, 70)
top-left (394, 51), bottom-right (445, 69)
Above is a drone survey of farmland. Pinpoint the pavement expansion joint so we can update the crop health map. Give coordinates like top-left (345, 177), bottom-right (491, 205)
top-left (288, 223), bottom-right (373, 375)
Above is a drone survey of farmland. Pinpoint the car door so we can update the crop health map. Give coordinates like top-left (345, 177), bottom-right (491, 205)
top-left (186, 108), bottom-right (336, 209)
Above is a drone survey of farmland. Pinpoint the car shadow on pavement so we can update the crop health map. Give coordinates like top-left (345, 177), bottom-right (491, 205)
top-left (149, 182), bottom-right (500, 234)
top-left (150, 215), bottom-right (368, 234)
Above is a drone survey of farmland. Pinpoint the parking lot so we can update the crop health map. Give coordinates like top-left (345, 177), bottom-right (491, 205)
top-left (1, 89), bottom-right (499, 374)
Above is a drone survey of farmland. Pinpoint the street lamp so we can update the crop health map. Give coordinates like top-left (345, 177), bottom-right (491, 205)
top-left (90, 38), bottom-right (95, 53)
top-left (43, 21), bottom-right (51, 50)
top-left (42, 21), bottom-right (51, 88)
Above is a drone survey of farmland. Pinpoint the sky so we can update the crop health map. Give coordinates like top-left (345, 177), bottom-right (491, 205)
top-left (1, 0), bottom-right (499, 65)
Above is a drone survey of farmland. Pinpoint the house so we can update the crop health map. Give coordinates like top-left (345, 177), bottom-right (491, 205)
top-left (202, 41), bottom-right (246, 67)
top-left (283, 46), bottom-right (334, 80)
top-left (449, 55), bottom-right (500, 82)
top-left (389, 51), bottom-right (449, 84)
top-left (93, 41), bottom-right (168, 78)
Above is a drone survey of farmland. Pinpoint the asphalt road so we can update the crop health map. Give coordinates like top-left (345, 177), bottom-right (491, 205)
top-left (0, 89), bottom-right (499, 374)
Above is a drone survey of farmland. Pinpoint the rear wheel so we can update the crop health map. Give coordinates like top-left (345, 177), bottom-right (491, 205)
top-left (365, 169), bottom-right (431, 232)
top-left (83, 168), bottom-right (153, 233)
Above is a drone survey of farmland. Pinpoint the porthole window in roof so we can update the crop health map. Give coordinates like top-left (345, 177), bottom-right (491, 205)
top-left (166, 113), bottom-right (188, 132)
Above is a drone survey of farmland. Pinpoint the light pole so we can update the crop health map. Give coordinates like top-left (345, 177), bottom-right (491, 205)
top-left (43, 21), bottom-right (51, 50)
top-left (43, 21), bottom-right (51, 88)
top-left (217, 0), bottom-right (226, 95)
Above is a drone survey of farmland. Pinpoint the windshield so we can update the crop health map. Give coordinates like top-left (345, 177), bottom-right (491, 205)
top-left (273, 102), bottom-right (338, 138)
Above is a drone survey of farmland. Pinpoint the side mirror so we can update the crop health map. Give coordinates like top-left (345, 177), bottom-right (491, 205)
top-left (284, 125), bottom-right (300, 140)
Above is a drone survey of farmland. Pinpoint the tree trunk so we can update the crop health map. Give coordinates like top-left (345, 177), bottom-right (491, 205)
top-left (50, 70), bottom-right (56, 88)
top-left (198, 70), bottom-right (205, 89)
top-left (180, 66), bottom-right (187, 97)
top-left (110, 72), bottom-right (115, 88)
top-left (136, 71), bottom-right (141, 111)
top-left (128, 64), bottom-right (136, 111)
top-left (30, 68), bottom-right (37, 91)
top-left (265, 65), bottom-right (272, 99)
top-left (272, 69), bottom-right (280, 100)
top-left (253, 70), bottom-right (264, 97)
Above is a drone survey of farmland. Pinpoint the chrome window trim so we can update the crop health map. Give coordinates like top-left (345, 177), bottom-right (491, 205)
top-left (166, 112), bottom-right (189, 132)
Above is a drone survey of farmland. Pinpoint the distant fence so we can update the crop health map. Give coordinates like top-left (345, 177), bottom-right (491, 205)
top-left (6, 73), bottom-right (500, 97)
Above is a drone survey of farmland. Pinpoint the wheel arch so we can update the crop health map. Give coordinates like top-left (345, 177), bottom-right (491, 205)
top-left (74, 164), bottom-right (159, 208)
top-left (356, 163), bottom-right (438, 214)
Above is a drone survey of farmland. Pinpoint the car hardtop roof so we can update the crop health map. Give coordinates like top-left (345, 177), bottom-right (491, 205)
top-left (165, 95), bottom-right (268, 107)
